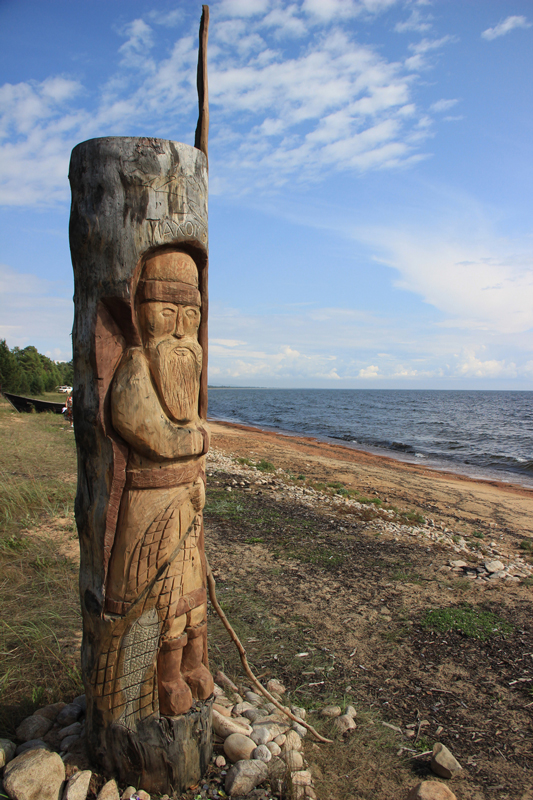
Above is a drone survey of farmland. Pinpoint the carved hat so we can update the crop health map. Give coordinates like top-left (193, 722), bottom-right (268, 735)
top-left (137, 251), bottom-right (201, 307)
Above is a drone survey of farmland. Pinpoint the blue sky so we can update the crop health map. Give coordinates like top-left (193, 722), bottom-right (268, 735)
top-left (0, 0), bottom-right (532, 388)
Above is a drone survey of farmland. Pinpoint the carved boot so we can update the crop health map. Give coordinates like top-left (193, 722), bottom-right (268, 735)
top-left (157, 633), bottom-right (193, 716)
top-left (181, 622), bottom-right (214, 700)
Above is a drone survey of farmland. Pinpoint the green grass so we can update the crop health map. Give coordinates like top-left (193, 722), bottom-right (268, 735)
top-left (256, 459), bottom-right (275, 472)
top-left (421, 604), bottom-right (513, 641)
top-left (472, 530), bottom-right (485, 539)
top-left (519, 539), bottom-right (533, 552)
top-left (0, 399), bottom-right (82, 736)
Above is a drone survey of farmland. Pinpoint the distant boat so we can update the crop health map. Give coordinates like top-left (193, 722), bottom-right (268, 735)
top-left (3, 391), bottom-right (66, 415)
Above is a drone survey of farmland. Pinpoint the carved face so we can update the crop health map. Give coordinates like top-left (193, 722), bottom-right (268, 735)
top-left (136, 252), bottom-right (203, 424)
top-left (138, 302), bottom-right (201, 346)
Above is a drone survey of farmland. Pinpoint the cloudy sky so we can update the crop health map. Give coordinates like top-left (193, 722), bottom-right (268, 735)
top-left (0, 0), bottom-right (532, 388)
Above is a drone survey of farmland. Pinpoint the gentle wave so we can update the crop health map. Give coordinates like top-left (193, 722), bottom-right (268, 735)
top-left (207, 388), bottom-right (533, 487)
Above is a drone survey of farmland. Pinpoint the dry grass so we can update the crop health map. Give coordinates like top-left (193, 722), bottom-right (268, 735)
top-left (0, 399), bottom-right (82, 736)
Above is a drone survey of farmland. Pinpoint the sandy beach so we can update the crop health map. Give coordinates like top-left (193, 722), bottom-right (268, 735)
top-left (209, 419), bottom-right (533, 545)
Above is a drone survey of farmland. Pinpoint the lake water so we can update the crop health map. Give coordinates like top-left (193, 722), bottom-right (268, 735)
top-left (207, 389), bottom-right (533, 488)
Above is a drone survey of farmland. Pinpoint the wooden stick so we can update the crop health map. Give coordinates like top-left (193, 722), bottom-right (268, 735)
top-left (194, 5), bottom-right (209, 163)
top-left (205, 556), bottom-right (333, 744)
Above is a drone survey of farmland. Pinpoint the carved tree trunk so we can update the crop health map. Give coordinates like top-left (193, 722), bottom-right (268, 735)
top-left (69, 136), bottom-right (212, 794)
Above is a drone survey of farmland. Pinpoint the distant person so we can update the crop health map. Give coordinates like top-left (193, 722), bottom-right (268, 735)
top-left (63, 392), bottom-right (73, 427)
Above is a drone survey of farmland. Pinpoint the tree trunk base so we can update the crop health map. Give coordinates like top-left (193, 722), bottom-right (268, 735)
top-left (90, 698), bottom-right (213, 794)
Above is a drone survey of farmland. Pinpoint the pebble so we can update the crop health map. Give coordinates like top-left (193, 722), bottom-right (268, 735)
top-left (407, 782), bottom-right (457, 800)
top-left (242, 708), bottom-right (267, 723)
top-left (15, 740), bottom-right (50, 756)
top-left (334, 714), bottom-right (357, 735)
top-left (62, 770), bottom-right (92, 800)
top-left (212, 710), bottom-right (252, 739)
top-left (345, 705), bottom-right (357, 719)
top-left (56, 704), bottom-right (83, 728)
top-left (224, 759), bottom-right (268, 797)
top-left (266, 679), bottom-right (286, 695)
top-left (60, 735), bottom-right (80, 753)
top-left (484, 559), bottom-right (505, 573)
top-left (15, 716), bottom-right (53, 743)
top-left (291, 705), bottom-right (306, 720)
top-left (96, 780), bottom-right (120, 800)
top-left (214, 671), bottom-right (239, 693)
top-left (252, 745), bottom-right (272, 762)
top-left (4, 749), bottom-right (65, 800)
top-left (282, 750), bottom-right (304, 770)
top-left (0, 739), bottom-right (16, 768)
top-left (136, 791), bottom-right (150, 800)
top-left (223, 733), bottom-right (256, 762)
top-left (274, 734), bottom-right (286, 746)
top-left (244, 691), bottom-right (264, 705)
top-left (292, 723), bottom-right (307, 737)
top-left (430, 743), bottom-right (462, 779)
top-left (33, 703), bottom-right (66, 722)
top-left (120, 787), bottom-right (137, 800)
top-left (250, 727), bottom-right (271, 746)
top-left (283, 731), bottom-right (303, 752)
top-left (215, 755), bottom-right (226, 768)
top-left (320, 705), bottom-right (342, 718)
top-left (266, 741), bottom-right (281, 756)
top-left (58, 722), bottom-right (82, 740)
top-left (213, 703), bottom-right (231, 717)
top-left (232, 702), bottom-right (254, 716)
top-left (291, 770), bottom-right (312, 786)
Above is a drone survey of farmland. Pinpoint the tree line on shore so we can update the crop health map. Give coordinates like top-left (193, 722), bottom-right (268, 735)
top-left (0, 340), bottom-right (73, 396)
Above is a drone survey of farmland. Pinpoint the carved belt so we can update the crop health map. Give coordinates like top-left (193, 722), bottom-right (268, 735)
top-left (106, 586), bottom-right (207, 618)
top-left (125, 461), bottom-right (204, 490)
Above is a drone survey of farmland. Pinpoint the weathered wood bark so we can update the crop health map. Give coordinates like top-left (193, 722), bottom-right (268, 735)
top-left (69, 136), bottom-right (213, 793)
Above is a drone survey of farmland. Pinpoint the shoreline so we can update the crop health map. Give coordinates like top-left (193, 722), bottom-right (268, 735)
top-left (208, 416), bottom-right (533, 497)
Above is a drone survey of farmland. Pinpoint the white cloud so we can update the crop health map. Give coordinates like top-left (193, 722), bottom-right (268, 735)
top-left (395, 8), bottom-right (432, 33)
top-left (482, 15), bottom-right (531, 41)
top-left (302, 0), bottom-right (398, 20)
top-left (358, 364), bottom-right (380, 378)
top-left (218, 0), bottom-right (272, 17)
top-left (455, 349), bottom-right (517, 378)
top-left (430, 98), bottom-right (458, 112)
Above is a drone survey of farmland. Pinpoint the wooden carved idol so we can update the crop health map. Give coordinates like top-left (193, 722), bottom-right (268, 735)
top-left (69, 8), bottom-right (214, 793)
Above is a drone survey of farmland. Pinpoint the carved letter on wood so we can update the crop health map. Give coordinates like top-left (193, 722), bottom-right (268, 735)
top-left (69, 137), bottom-right (213, 793)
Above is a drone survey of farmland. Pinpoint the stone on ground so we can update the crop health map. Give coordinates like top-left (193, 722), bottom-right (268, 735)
top-left (15, 740), bottom-right (50, 756)
top-left (0, 739), bottom-right (16, 768)
top-left (282, 750), bottom-right (304, 770)
top-left (407, 781), bottom-right (457, 800)
top-left (96, 780), bottom-right (120, 800)
top-left (33, 704), bottom-right (66, 723)
top-left (224, 759), bottom-right (268, 797)
top-left (430, 743), bottom-right (462, 779)
top-left (3, 749), bottom-right (65, 800)
top-left (15, 716), bottom-right (53, 743)
top-left (320, 705), bottom-right (342, 718)
top-left (56, 705), bottom-right (83, 728)
top-left (223, 733), bottom-right (256, 762)
top-left (62, 770), bottom-right (91, 800)
top-left (334, 714), bottom-right (357, 735)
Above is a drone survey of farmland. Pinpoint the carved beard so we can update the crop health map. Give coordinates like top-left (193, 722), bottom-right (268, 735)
top-left (146, 336), bottom-right (203, 424)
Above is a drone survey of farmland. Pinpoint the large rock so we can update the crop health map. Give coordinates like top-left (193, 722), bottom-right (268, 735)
top-left (15, 740), bottom-right (50, 757)
top-left (407, 781), bottom-right (457, 800)
top-left (96, 781), bottom-right (120, 800)
top-left (430, 743), bottom-right (462, 779)
top-left (212, 710), bottom-right (252, 739)
top-left (0, 739), bottom-right (16, 768)
top-left (224, 759), bottom-right (268, 797)
top-left (56, 705), bottom-right (82, 729)
top-left (15, 716), bottom-right (53, 743)
top-left (282, 731), bottom-right (302, 752)
top-left (62, 770), bottom-right (92, 800)
top-left (3, 749), bottom-right (65, 800)
top-left (223, 733), bottom-right (256, 763)
top-left (34, 704), bottom-right (66, 723)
